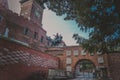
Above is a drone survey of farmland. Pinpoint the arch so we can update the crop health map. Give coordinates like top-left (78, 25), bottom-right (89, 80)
top-left (74, 59), bottom-right (96, 70)
top-left (74, 59), bottom-right (96, 77)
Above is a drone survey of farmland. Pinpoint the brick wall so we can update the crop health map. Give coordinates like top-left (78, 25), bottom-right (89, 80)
top-left (108, 53), bottom-right (120, 80)
top-left (0, 0), bottom-right (8, 9)
top-left (20, 0), bottom-right (43, 26)
top-left (0, 37), bottom-right (59, 80)
top-left (46, 46), bottom-right (109, 75)
top-left (62, 46), bottom-right (108, 72)
top-left (0, 5), bottom-right (47, 51)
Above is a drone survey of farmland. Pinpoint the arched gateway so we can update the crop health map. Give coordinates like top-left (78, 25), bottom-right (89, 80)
top-left (74, 59), bottom-right (96, 79)
top-left (61, 46), bottom-right (109, 79)
top-left (47, 46), bottom-right (109, 79)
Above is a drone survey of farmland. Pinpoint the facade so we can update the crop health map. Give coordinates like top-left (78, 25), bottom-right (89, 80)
top-left (0, 0), bottom-right (47, 52)
top-left (46, 46), bottom-right (110, 78)
top-left (0, 0), bottom-right (59, 80)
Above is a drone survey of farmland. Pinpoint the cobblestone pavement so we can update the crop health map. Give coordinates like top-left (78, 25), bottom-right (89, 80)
top-left (68, 72), bottom-right (97, 80)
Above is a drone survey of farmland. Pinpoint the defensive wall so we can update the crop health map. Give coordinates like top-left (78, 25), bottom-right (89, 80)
top-left (0, 37), bottom-right (59, 80)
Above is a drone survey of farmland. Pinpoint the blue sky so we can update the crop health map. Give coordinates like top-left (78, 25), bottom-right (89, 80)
top-left (8, 0), bottom-right (89, 46)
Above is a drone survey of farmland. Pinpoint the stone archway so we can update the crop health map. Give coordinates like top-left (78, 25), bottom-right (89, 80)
top-left (74, 59), bottom-right (96, 79)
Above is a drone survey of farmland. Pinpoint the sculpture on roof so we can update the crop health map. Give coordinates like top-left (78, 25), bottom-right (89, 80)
top-left (51, 33), bottom-right (63, 46)
top-left (47, 33), bottom-right (64, 47)
top-left (52, 33), bottom-right (63, 46)
top-left (53, 33), bottom-right (63, 44)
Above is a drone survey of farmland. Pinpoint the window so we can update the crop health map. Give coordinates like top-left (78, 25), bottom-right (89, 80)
top-left (90, 52), bottom-right (94, 56)
top-left (73, 50), bottom-right (79, 56)
top-left (98, 56), bottom-right (104, 63)
top-left (34, 9), bottom-right (41, 18)
top-left (97, 51), bottom-right (102, 55)
top-left (4, 27), bottom-right (9, 37)
top-left (81, 50), bottom-right (86, 55)
top-left (40, 36), bottom-right (44, 43)
top-left (66, 66), bottom-right (72, 72)
top-left (0, 15), bottom-right (3, 22)
top-left (47, 42), bottom-right (50, 46)
top-left (66, 50), bottom-right (71, 56)
top-left (23, 28), bottom-right (29, 35)
top-left (66, 58), bottom-right (72, 64)
top-left (34, 32), bottom-right (38, 39)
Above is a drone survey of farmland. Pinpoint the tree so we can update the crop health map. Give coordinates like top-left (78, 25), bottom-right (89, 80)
top-left (35, 0), bottom-right (120, 53)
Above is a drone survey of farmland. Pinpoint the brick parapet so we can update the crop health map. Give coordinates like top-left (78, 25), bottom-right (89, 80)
top-left (0, 37), bottom-right (59, 80)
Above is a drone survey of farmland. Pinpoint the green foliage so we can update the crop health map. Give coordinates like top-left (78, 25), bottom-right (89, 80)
top-left (36, 0), bottom-right (120, 53)
top-left (78, 60), bottom-right (95, 71)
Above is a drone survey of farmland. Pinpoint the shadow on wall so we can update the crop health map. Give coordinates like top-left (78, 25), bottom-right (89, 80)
top-left (25, 72), bottom-right (46, 80)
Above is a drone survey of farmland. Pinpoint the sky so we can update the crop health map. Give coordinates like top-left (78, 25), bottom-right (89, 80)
top-left (8, 0), bottom-right (88, 46)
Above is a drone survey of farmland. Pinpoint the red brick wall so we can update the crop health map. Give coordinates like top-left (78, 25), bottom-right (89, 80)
top-left (20, 0), bottom-right (33, 20)
top-left (0, 64), bottom-right (48, 80)
top-left (108, 53), bottom-right (120, 80)
top-left (20, 0), bottom-right (43, 26)
top-left (62, 46), bottom-right (108, 72)
top-left (0, 0), bottom-right (8, 9)
top-left (46, 46), bottom-right (109, 75)
top-left (0, 38), bottom-right (59, 80)
top-left (0, 5), bottom-right (47, 51)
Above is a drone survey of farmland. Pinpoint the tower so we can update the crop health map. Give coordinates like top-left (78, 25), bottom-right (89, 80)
top-left (20, 0), bottom-right (43, 26)
top-left (0, 0), bottom-right (8, 8)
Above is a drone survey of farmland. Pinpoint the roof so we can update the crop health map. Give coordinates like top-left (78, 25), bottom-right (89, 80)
top-left (47, 47), bottom-right (64, 51)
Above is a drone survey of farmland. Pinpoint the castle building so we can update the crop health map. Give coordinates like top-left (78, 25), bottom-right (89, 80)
top-left (46, 46), bottom-right (109, 77)
top-left (0, 0), bottom-right (120, 80)
top-left (0, 0), bottom-right (47, 52)
top-left (0, 0), bottom-right (59, 80)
